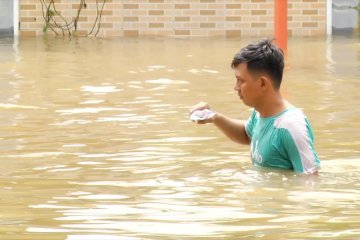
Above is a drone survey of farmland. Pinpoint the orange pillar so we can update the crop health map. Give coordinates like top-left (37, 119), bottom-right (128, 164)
top-left (274, 0), bottom-right (287, 52)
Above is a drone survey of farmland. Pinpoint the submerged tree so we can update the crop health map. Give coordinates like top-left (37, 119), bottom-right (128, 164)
top-left (40, 0), bottom-right (107, 37)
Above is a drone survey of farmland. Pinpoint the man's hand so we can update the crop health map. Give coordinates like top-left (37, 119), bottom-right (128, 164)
top-left (189, 102), bottom-right (216, 124)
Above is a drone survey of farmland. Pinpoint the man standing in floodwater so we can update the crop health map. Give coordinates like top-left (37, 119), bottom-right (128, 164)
top-left (189, 39), bottom-right (320, 174)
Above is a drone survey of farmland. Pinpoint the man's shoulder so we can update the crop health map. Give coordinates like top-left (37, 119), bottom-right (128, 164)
top-left (274, 108), bottom-right (307, 130)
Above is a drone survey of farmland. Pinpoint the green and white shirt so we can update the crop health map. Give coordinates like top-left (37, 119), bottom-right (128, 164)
top-left (245, 107), bottom-right (320, 174)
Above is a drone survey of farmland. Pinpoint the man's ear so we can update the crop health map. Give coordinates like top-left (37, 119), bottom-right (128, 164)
top-left (259, 76), bottom-right (271, 89)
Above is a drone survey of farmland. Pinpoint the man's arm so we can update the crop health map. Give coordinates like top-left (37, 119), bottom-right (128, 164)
top-left (279, 116), bottom-right (320, 174)
top-left (212, 113), bottom-right (250, 145)
top-left (189, 102), bottom-right (250, 145)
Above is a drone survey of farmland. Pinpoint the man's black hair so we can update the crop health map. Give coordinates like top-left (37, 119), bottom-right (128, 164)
top-left (231, 39), bottom-right (284, 89)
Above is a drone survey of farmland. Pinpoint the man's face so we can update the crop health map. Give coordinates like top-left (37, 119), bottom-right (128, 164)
top-left (234, 63), bottom-right (262, 107)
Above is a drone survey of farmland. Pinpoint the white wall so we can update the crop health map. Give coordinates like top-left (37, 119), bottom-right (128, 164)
top-left (14, 0), bottom-right (19, 36)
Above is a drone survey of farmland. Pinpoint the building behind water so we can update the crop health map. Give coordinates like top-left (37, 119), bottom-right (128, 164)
top-left (0, 0), bottom-right (359, 38)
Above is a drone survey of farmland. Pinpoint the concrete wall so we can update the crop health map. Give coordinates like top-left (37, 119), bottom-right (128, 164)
top-left (19, 0), bottom-right (327, 38)
top-left (0, 0), bottom-right (14, 36)
top-left (332, 0), bottom-right (359, 35)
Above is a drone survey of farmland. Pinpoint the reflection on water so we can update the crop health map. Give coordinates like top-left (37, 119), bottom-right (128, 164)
top-left (0, 36), bottom-right (359, 239)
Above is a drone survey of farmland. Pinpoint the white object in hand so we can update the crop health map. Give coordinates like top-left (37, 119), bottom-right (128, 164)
top-left (189, 109), bottom-right (215, 121)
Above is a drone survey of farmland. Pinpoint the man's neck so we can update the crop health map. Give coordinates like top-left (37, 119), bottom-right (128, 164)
top-left (256, 94), bottom-right (287, 118)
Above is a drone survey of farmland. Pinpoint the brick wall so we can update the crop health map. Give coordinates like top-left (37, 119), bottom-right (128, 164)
top-left (288, 0), bottom-right (327, 36)
top-left (19, 0), bottom-right (327, 38)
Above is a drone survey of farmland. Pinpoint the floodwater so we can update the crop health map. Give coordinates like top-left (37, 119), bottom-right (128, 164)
top-left (0, 36), bottom-right (359, 240)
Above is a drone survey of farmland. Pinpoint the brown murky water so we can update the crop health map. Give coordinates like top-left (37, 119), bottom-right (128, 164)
top-left (0, 36), bottom-right (359, 239)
